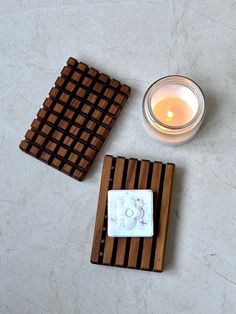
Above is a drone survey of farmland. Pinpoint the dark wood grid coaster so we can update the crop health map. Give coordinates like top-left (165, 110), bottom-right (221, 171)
top-left (19, 57), bottom-right (131, 181)
top-left (91, 155), bottom-right (175, 272)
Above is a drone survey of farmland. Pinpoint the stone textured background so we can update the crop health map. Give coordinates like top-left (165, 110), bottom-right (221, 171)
top-left (0, 1), bottom-right (236, 313)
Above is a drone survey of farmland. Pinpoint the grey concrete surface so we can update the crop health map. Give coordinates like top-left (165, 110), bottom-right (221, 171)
top-left (0, 1), bottom-right (236, 313)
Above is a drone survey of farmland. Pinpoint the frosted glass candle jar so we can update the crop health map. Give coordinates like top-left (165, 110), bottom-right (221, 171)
top-left (142, 76), bottom-right (206, 145)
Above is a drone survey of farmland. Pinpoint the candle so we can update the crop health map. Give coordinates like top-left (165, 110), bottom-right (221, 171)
top-left (142, 76), bottom-right (206, 145)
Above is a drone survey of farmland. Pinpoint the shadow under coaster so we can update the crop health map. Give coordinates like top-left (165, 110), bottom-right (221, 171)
top-left (19, 57), bottom-right (131, 181)
top-left (91, 155), bottom-right (175, 272)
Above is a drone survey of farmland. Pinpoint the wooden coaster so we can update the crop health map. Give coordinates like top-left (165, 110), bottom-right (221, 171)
top-left (19, 57), bottom-right (131, 181)
top-left (91, 155), bottom-right (175, 272)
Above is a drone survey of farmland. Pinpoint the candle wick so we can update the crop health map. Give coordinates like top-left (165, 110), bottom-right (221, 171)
top-left (166, 110), bottom-right (174, 122)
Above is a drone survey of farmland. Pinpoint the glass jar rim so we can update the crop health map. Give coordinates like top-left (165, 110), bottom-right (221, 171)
top-left (143, 75), bottom-right (206, 132)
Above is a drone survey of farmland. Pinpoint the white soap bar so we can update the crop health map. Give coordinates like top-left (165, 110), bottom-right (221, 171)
top-left (108, 189), bottom-right (154, 237)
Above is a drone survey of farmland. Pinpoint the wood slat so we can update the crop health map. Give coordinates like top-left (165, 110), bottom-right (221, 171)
top-left (102, 157), bottom-right (126, 265)
top-left (90, 155), bottom-right (113, 263)
top-left (153, 163), bottom-right (175, 272)
top-left (115, 159), bottom-right (138, 267)
top-left (128, 160), bottom-right (150, 269)
top-left (141, 162), bottom-right (162, 270)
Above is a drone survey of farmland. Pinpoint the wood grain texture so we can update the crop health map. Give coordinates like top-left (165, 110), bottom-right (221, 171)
top-left (19, 57), bottom-right (131, 181)
top-left (141, 162), bottom-right (162, 270)
top-left (91, 156), bottom-right (175, 272)
top-left (115, 159), bottom-right (137, 267)
top-left (90, 155), bottom-right (113, 263)
top-left (103, 157), bottom-right (125, 265)
top-left (128, 160), bottom-right (150, 268)
top-left (154, 163), bottom-right (175, 272)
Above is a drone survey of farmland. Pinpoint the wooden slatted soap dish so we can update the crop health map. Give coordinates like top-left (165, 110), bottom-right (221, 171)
top-left (19, 57), bottom-right (130, 181)
top-left (91, 155), bottom-right (175, 272)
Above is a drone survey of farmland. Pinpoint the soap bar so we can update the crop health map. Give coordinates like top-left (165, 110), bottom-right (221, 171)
top-left (108, 189), bottom-right (154, 237)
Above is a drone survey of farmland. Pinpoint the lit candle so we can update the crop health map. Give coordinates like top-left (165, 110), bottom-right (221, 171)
top-left (142, 76), bottom-right (206, 145)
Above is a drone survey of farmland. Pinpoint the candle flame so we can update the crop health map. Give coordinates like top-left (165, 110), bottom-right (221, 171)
top-left (166, 110), bottom-right (174, 122)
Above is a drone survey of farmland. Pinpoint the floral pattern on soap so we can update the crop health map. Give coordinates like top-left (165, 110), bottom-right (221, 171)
top-left (116, 197), bottom-right (145, 230)
top-left (108, 189), bottom-right (153, 237)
